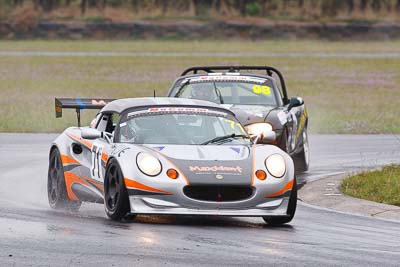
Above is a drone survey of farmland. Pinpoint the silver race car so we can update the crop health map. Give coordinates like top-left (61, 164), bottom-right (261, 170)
top-left (48, 97), bottom-right (297, 225)
top-left (167, 66), bottom-right (309, 174)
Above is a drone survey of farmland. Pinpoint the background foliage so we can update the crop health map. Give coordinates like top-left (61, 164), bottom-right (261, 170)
top-left (1, 0), bottom-right (400, 22)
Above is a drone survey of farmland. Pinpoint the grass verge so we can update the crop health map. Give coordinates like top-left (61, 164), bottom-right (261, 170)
top-left (1, 40), bottom-right (400, 53)
top-left (0, 40), bottom-right (399, 133)
top-left (341, 166), bottom-right (400, 207)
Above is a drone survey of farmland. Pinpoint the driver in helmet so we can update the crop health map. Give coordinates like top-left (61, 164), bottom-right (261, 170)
top-left (190, 83), bottom-right (217, 102)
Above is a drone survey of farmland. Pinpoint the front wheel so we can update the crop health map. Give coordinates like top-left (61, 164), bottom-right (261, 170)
top-left (262, 177), bottom-right (297, 225)
top-left (47, 148), bottom-right (81, 211)
top-left (104, 158), bottom-right (134, 221)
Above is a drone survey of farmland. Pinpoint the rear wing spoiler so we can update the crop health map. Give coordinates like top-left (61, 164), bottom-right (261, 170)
top-left (55, 98), bottom-right (115, 127)
top-left (180, 66), bottom-right (288, 104)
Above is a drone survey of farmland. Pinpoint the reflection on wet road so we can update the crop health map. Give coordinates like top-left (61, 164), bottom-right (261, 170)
top-left (0, 134), bottom-right (399, 266)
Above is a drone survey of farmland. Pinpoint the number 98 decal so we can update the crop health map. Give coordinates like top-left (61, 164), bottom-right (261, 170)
top-left (253, 85), bottom-right (271, 95)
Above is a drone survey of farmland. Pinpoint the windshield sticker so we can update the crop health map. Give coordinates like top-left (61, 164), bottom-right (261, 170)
top-left (189, 75), bottom-right (267, 84)
top-left (253, 85), bottom-right (271, 95)
top-left (127, 107), bottom-right (228, 118)
top-left (148, 107), bottom-right (209, 113)
top-left (224, 119), bottom-right (236, 129)
top-left (152, 146), bottom-right (165, 151)
top-left (230, 147), bottom-right (241, 154)
top-left (224, 119), bottom-right (245, 132)
top-left (147, 107), bottom-right (228, 117)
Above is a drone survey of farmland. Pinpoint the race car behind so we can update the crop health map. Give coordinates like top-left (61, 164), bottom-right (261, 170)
top-left (167, 66), bottom-right (309, 173)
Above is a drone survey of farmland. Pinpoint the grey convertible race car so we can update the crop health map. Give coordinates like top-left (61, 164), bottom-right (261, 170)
top-left (167, 66), bottom-right (309, 173)
top-left (48, 97), bottom-right (297, 225)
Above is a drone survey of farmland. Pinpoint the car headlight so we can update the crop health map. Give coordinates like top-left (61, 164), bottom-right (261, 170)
top-left (136, 152), bottom-right (162, 176)
top-left (245, 123), bottom-right (273, 136)
top-left (265, 154), bottom-right (286, 178)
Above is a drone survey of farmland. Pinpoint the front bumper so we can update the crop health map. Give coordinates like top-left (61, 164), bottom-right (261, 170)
top-left (128, 194), bottom-right (290, 217)
top-left (122, 144), bottom-right (295, 217)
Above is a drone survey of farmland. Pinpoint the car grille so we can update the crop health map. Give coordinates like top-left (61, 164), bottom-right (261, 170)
top-left (183, 185), bottom-right (253, 202)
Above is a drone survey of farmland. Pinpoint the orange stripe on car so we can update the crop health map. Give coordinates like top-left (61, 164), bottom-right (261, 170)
top-left (265, 179), bottom-right (294, 198)
top-left (83, 175), bottom-right (104, 191)
top-left (61, 154), bottom-right (80, 165)
top-left (151, 149), bottom-right (190, 185)
top-left (64, 171), bottom-right (89, 201)
top-left (124, 178), bottom-right (172, 195)
top-left (66, 132), bottom-right (93, 150)
top-left (101, 152), bottom-right (109, 163)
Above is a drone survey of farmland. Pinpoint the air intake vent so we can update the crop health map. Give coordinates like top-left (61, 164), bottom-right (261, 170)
top-left (183, 185), bottom-right (253, 202)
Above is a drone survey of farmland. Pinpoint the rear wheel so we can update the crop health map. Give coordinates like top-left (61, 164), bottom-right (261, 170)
top-left (294, 127), bottom-right (310, 172)
top-left (47, 148), bottom-right (81, 211)
top-left (104, 159), bottom-right (134, 221)
top-left (262, 177), bottom-right (297, 225)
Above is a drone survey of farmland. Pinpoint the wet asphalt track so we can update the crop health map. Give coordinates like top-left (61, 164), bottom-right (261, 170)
top-left (0, 133), bottom-right (400, 266)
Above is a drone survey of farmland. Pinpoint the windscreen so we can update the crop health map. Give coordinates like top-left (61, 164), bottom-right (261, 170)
top-left (116, 107), bottom-right (250, 145)
top-left (173, 76), bottom-right (279, 106)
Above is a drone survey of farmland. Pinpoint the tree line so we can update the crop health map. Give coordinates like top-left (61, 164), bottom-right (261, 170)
top-left (2, 0), bottom-right (400, 17)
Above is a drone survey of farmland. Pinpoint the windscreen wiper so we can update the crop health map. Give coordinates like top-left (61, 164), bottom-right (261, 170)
top-left (213, 82), bottom-right (224, 104)
top-left (201, 134), bottom-right (249, 145)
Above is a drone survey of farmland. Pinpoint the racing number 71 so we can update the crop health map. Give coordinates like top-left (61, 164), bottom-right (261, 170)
top-left (91, 145), bottom-right (103, 180)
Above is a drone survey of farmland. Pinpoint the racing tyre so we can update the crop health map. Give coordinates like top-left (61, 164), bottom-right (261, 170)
top-left (47, 148), bottom-right (81, 211)
top-left (262, 177), bottom-right (297, 225)
top-left (293, 127), bottom-right (310, 172)
top-left (104, 159), bottom-right (133, 221)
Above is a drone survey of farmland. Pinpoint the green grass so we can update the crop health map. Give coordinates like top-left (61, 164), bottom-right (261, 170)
top-left (0, 40), bottom-right (400, 133)
top-left (341, 166), bottom-right (400, 207)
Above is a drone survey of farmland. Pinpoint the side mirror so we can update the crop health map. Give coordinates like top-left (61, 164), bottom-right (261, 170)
top-left (81, 128), bottom-right (102, 140)
top-left (287, 97), bottom-right (304, 111)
